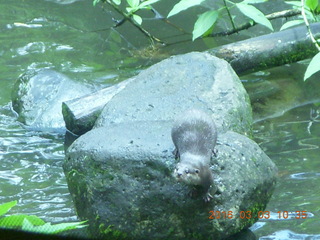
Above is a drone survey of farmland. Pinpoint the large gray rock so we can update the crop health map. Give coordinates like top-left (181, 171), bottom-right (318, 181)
top-left (94, 52), bottom-right (252, 135)
top-left (11, 69), bottom-right (92, 131)
top-left (64, 52), bottom-right (277, 239)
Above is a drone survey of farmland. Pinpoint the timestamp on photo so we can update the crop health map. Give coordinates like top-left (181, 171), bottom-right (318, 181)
top-left (208, 210), bottom-right (308, 220)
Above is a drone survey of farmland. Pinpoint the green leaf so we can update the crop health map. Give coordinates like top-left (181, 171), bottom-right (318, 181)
top-left (0, 215), bottom-right (45, 228)
top-left (112, 0), bottom-right (121, 5)
top-left (286, 0), bottom-right (316, 17)
top-left (139, 0), bottom-right (160, 8)
top-left (304, 52), bottom-right (320, 81)
top-left (168, 0), bottom-right (206, 18)
top-left (280, 19), bottom-right (304, 30)
top-left (127, 0), bottom-right (139, 8)
top-left (241, 0), bottom-right (267, 4)
top-left (22, 218), bottom-right (87, 234)
top-left (0, 201), bottom-right (17, 216)
top-left (236, 3), bottom-right (273, 31)
top-left (192, 10), bottom-right (219, 41)
top-left (126, 7), bottom-right (135, 13)
top-left (93, 0), bottom-right (100, 6)
top-left (306, 0), bottom-right (319, 10)
top-left (132, 14), bottom-right (142, 25)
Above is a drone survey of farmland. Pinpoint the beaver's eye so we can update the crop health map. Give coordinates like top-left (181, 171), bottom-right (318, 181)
top-left (194, 169), bottom-right (200, 174)
top-left (185, 169), bottom-right (189, 174)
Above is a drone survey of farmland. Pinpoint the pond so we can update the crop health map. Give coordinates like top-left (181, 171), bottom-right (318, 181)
top-left (0, 0), bottom-right (319, 239)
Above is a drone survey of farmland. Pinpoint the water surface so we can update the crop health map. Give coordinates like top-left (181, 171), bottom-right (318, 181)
top-left (0, 0), bottom-right (319, 239)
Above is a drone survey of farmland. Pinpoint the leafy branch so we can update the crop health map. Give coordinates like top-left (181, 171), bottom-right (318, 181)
top-left (93, 0), bottom-right (320, 80)
top-left (211, 9), bottom-right (301, 36)
top-left (301, 0), bottom-right (320, 80)
top-left (94, 0), bottom-right (164, 44)
top-left (167, 0), bottom-right (274, 40)
top-left (0, 200), bottom-right (87, 234)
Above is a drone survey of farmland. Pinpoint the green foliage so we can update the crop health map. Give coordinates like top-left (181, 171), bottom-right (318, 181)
top-left (282, 0), bottom-right (320, 78)
top-left (236, 2), bottom-right (273, 30)
top-left (304, 52), bottom-right (320, 81)
top-left (94, 0), bottom-right (320, 80)
top-left (192, 10), bottom-right (219, 41)
top-left (280, 19), bottom-right (304, 31)
top-left (126, 0), bottom-right (160, 13)
top-left (168, 0), bottom-right (209, 40)
top-left (306, 0), bottom-right (320, 14)
top-left (127, 0), bottom-right (139, 7)
top-left (241, 0), bottom-right (267, 4)
top-left (167, 0), bottom-right (274, 41)
top-left (132, 14), bottom-right (142, 24)
top-left (94, 0), bottom-right (160, 25)
top-left (0, 200), bottom-right (87, 234)
top-left (167, 0), bottom-right (319, 78)
top-left (22, 219), bottom-right (87, 234)
top-left (306, 0), bottom-right (319, 11)
top-left (0, 215), bottom-right (45, 228)
top-left (167, 0), bottom-right (206, 18)
top-left (93, 0), bottom-right (100, 6)
top-left (112, 0), bottom-right (121, 5)
top-left (0, 200), bottom-right (17, 216)
top-left (290, 1), bottom-right (319, 20)
top-left (128, 0), bottom-right (161, 25)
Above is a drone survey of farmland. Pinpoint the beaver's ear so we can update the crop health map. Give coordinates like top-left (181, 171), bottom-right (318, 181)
top-left (194, 169), bottom-right (200, 174)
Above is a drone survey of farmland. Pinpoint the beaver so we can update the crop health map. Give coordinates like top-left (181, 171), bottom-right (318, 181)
top-left (171, 109), bottom-right (217, 202)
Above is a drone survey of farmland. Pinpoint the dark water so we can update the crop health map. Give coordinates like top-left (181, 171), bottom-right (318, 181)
top-left (242, 64), bottom-right (320, 239)
top-left (251, 102), bottom-right (320, 239)
top-left (0, 0), bottom-right (320, 239)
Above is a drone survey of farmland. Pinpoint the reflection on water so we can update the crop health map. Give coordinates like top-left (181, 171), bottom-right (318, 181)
top-left (0, 0), bottom-right (152, 235)
top-left (1, 100), bottom-right (319, 238)
top-left (45, 0), bottom-right (83, 4)
top-left (0, 0), bottom-right (320, 239)
top-left (252, 103), bottom-right (320, 238)
top-left (0, 104), bottom-right (77, 223)
top-left (290, 172), bottom-right (320, 180)
top-left (260, 230), bottom-right (320, 240)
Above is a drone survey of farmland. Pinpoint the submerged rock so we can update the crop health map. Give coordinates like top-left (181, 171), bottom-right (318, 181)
top-left (62, 78), bottom-right (134, 136)
top-left (63, 52), bottom-right (277, 239)
top-left (11, 69), bottom-right (92, 132)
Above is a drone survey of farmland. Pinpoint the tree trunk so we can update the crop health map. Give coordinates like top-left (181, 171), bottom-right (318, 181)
top-left (208, 23), bottom-right (320, 75)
